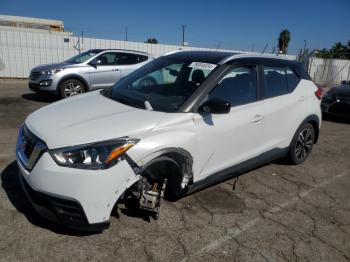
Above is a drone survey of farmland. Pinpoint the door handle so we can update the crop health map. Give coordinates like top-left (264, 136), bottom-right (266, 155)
top-left (299, 96), bottom-right (306, 102)
top-left (112, 68), bottom-right (119, 72)
top-left (251, 114), bottom-right (264, 123)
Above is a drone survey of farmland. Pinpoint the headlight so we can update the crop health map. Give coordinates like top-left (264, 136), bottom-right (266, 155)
top-left (50, 138), bottom-right (139, 170)
top-left (41, 68), bottom-right (64, 76)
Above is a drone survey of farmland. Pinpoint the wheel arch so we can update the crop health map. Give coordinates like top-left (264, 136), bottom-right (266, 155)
top-left (57, 74), bottom-right (90, 92)
top-left (304, 114), bottom-right (320, 144)
top-left (290, 115), bottom-right (320, 144)
top-left (136, 147), bottom-right (194, 189)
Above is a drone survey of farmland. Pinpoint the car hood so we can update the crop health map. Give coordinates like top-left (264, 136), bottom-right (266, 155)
top-left (328, 85), bottom-right (350, 97)
top-left (25, 91), bottom-right (165, 149)
top-left (31, 62), bottom-right (78, 72)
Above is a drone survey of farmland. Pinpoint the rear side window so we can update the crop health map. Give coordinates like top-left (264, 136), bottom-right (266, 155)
top-left (286, 67), bottom-right (300, 91)
top-left (209, 66), bottom-right (257, 107)
top-left (262, 66), bottom-right (288, 98)
top-left (116, 53), bottom-right (148, 65)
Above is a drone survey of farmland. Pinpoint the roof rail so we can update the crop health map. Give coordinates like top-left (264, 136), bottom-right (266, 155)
top-left (162, 49), bottom-right (184, 57)
top-left (218, 52), bottom-right (290, 65)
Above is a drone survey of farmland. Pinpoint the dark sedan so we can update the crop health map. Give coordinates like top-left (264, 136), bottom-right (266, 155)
top-left (321, 84), bottom-right (350, 118)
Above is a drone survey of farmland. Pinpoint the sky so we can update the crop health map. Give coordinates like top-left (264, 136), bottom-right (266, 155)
top-left (1, 0), bottom-right (349, 54)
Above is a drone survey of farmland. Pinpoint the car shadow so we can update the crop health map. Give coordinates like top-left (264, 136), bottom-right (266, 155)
top-left (22, 93), bottom-right (59, 103)
top-left (0, 161), bottom-right (97, 236)
top-left (322, 113), bottom-right (350, 124)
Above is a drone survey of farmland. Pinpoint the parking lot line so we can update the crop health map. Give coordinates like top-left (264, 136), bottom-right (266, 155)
top-left (181, 171), bottom-right (348, 261)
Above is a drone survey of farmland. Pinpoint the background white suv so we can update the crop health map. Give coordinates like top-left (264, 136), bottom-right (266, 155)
top-left (17, 51), bottom-right (322, 231)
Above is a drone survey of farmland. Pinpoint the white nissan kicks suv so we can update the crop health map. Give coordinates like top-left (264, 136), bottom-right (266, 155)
top-left (16, 51), bottom-right (322, 231)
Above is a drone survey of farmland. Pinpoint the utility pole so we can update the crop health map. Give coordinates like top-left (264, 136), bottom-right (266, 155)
top-left (182, 24), bottom-right (187, 46)
top-left (125, 26), bottom-right (128, 41)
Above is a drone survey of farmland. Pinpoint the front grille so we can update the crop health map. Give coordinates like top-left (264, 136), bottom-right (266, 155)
top-left (22, 130), bottom-right (36, 159)
top-left (17, 125), bottom-right (47, 170)
top-left (29, 71), bottom-right (41, 80)
top-left (22, 128), bottom-right (37, 159)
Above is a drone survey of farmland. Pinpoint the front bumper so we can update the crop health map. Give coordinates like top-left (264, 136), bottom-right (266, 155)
top-left (16, 145), bottom-right (140, 230)
top-left (18, 169), bottom-right (109, 231)
top-left (28, 74), bottom-right (60, 93)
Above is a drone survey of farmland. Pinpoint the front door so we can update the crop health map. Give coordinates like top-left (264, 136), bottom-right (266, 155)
top-left (89, 52), bottom-right (121, 89)
top-left (194, 65), bottom-right (265, 181)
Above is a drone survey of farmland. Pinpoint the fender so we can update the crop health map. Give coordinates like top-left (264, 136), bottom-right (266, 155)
top-left (127, 130), bottom-right (198, 183)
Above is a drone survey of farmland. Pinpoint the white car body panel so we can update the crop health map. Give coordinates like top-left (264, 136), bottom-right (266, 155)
top-left (17, 153), bottom-right (139, 224)
top-left (25, 91), bottom-right (165, 149)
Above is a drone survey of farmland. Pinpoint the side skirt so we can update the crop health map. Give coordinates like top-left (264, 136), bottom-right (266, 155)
top-left (187, 147), bottom-right (289, 195)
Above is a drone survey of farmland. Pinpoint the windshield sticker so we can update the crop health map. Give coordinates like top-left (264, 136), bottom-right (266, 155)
top-left (189, 62), bottom-right (217, 71)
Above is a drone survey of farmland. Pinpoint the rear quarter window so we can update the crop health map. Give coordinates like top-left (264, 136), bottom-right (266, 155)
top-left (286, 67), bottom-right (301, 91)
top-left (263, 66), bottom-right (289, 98)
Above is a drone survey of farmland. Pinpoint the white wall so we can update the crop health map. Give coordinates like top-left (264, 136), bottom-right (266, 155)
top-left (0, 29), bottom-right (234, 78)
top-left (1, 29), bottom-right (349, 86)
top-left (308, 57), bottom-right (350, 86)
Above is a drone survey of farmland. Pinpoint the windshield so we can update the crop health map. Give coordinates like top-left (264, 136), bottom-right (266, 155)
top-left (65, 50), bottom-right (101, 64)
top-left (106, 57), bottom-right (217, 112)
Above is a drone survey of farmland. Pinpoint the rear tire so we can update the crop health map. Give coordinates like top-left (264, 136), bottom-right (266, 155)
top-left (287, 123), bottom-right (315, 165)
top-left (59, 78), bottom-right (86, 98)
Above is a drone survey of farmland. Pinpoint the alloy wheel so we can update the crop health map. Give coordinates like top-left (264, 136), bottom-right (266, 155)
top-left (64, 82), bottom-right (83, 97)
top-left (295, 127), bottom-right (313, 161)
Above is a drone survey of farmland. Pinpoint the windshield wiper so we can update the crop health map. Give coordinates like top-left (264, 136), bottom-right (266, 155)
top-left (144, 100), bottom-right (153, 111)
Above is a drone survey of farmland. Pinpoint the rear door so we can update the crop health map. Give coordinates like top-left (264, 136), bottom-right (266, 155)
top-left (89, 52), bottom-right (121, 89)
top-left (116, 53), bottom-right (150, 78)
top-left (260, 64), bottom-right (305, 150)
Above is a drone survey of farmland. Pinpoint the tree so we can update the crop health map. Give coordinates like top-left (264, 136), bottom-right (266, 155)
top-left (315, 40), bottom-right (350, 59)
top-left (145, 38), bottom-right (158, 44)
top-left (278, 29), bottom-right (291, 54)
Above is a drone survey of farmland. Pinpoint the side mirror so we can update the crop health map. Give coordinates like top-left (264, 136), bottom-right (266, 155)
top-left (89, 59), bottom-right (102, 67)
top-left (199, 98), bottom-right (231, 114)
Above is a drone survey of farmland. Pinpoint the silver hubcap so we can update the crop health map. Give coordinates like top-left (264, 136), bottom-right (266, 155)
top-left (295, 128), bottom-right (313, 161)
top-left (64, 82), bottom-right (83, 97)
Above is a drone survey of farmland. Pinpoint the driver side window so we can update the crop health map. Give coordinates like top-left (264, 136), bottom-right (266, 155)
top-left (209, 66), bottom-right (257, 107)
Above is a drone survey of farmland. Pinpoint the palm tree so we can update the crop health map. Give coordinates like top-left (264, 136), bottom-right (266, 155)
top-left (145, 38), bottom-right (158, 44)
top-left (278, 29), bottom-right (291, 54)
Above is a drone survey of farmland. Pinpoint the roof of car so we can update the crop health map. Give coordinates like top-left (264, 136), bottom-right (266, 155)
top-left (163, 50), bottom-right (296, 66)
top-left (89, 49), bottom-right (151, 56)
top-left (163, 50), bottom-right (238, 64)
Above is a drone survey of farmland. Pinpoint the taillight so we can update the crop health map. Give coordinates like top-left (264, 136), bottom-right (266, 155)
top-left (315, 86), bottom-right (322, 100)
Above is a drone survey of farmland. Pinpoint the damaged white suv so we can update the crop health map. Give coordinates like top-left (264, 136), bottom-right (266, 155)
top-left (16, 51), bottom-right (322, 231)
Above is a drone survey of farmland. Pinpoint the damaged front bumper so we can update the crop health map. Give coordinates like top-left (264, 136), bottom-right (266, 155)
top-left (16, 152), bottom-right (140, 231)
